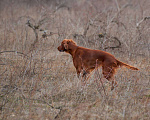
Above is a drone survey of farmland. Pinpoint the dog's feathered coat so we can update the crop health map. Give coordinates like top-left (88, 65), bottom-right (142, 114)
top-left (58, 39), bottom-right (138, 90)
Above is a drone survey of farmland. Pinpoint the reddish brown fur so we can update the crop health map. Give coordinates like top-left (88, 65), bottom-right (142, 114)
top-left (58, 39), bottom-right (138, 90)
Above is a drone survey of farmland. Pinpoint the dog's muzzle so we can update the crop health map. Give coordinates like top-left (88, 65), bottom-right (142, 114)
top-left (58, 46), bottom-right (65, 52)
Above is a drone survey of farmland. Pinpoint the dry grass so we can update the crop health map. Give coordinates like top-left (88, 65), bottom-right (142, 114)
top-left (0, 0), bottom-right (150, 120)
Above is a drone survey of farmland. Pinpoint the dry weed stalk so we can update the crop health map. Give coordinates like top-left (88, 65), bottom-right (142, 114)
top-left (0, 0), bottom-right (149, 119)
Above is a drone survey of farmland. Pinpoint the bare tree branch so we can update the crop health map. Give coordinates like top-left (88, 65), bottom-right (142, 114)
top-left (26, 20), bottom-right (39, 43)
top-left (104, 36), bottom-right (121, 50)
top-left (136, 16), bottom-right (150, 27)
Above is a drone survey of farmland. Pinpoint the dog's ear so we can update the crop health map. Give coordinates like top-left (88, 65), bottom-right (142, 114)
top-left (64, 42), bottom-right (68, 50)
top-left (67, 39), bottom-right (76, 45)
top-left (63, 39), bottom-right (76, 50)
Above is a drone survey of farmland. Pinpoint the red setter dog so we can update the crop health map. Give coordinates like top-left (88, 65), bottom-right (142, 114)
top-left (57, 39), bottom-right (138, 90)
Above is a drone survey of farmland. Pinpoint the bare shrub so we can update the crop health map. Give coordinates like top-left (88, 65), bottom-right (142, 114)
top-left (0, 0), bottom-right (149, 119)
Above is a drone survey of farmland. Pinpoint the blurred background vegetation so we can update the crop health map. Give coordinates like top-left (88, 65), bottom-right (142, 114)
top-left (0, 0), bottom-right (149, 119)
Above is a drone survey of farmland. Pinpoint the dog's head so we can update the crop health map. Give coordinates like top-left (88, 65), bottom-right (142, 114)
top-left (57, 39), bottom-right (77, 52)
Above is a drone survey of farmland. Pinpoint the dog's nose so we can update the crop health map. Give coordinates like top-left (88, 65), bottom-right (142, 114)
top-left (57, 46), bottom-right (64, 52)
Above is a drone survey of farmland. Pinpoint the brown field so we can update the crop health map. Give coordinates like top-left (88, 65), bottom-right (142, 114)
top-left (0, 0), bottom-right (150, 119)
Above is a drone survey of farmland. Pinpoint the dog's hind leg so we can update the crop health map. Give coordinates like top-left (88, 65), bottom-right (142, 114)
top-left (102, 63), bottom-right (118, 90)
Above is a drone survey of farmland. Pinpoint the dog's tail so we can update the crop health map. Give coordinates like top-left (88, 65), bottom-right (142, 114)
top-left (117, 60), bottom-right (139, 70)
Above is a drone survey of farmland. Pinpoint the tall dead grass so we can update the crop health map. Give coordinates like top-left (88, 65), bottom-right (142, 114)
top-left (0, 0), bottom-right (149, 119)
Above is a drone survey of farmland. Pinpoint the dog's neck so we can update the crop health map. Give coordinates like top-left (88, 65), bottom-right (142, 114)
top-left (66, 44), bottom-right (78, 58)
